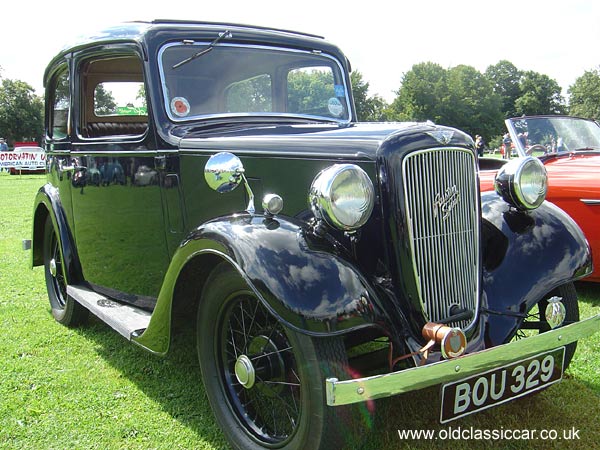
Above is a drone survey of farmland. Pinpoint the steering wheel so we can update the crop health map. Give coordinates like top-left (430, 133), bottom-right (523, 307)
top-left (526, 144), bottom-right (547, 157)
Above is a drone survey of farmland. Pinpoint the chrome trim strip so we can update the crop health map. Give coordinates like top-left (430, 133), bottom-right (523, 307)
top-left (53, 149), bottom-right (180, 157)
top-left (580, 199), bottom-right (600, 205)
top-left (402, 148), bottom-right (480, 330)
top-left (326, 314), bottom-right (600, 406)
top-left (178, 147), bottom-right (376, 160)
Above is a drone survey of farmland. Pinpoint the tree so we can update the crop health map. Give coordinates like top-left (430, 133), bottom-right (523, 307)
top-left (226, 75), bottom-right (272, 112)
top-left (485, 60), bottom-right (522, 118)
top-left (444, 65), bottom-right (503, 139)
top-left (0, 78), bottom-right (44, 144)
top-left (136, 84), bottom-right (147, 109)
top-left (94, 84), bottom-right (117, 115)
top-left (390, 62), bottom-right (502, 138)
top-left (389, 62), bottom-right (448, 122)
top-left (568, 68), bottom-right (600, 120)
top-left (515, 71), bottom-right (566, 116)
top-left (350, 71), bottom-right (389, 121)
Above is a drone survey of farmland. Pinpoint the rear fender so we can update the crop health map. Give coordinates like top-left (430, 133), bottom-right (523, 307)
top-left (31, 183), bottom-right (83, 285)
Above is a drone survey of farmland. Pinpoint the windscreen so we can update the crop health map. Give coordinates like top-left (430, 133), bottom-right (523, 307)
top-left (159, 43), bottom-right (351, 122)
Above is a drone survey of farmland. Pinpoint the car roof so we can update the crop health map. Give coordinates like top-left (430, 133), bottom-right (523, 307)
top-left (44, 20), bottom-right (338, 85)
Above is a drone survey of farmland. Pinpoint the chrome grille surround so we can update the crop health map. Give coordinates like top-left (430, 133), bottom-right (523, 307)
top-left (402, 148), bottom-right (480, 330)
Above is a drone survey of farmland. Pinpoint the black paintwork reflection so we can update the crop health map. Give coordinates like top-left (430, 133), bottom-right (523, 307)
top-left (70, 154), bottom-right (169, 298)
top-left (71, 156), bottom-right (161, 190)
top-left (479, 191), bottom-right (591, 346)
top-left (34, 183), bottom-right (85, 286)
top-left (190, 215), bottom-right (386, 334)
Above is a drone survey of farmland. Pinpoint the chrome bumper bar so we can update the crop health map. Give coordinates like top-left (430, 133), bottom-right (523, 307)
top-left (326, 314), bottom-right (600, 406)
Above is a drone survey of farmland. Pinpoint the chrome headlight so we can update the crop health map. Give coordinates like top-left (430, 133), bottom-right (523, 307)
top-left (494, 157), bottom-right (547, 210)
top-left (309, 164), bottom-right (375, 231)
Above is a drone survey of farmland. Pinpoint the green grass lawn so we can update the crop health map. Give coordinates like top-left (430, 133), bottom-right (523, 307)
top-left (1, 172), bottom-right (599, 449)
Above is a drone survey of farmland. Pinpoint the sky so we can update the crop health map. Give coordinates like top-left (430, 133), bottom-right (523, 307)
top-left (2, 0), bottom-right (600, 103)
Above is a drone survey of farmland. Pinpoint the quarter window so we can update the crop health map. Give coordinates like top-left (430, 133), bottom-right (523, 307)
top-left (50, 69), bottom-right (70, 139)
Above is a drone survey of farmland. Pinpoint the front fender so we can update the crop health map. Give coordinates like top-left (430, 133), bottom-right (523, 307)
top-left (479, 191), bottom-right (592, 345)
top-left (134, 214), bottom-right (385, 354)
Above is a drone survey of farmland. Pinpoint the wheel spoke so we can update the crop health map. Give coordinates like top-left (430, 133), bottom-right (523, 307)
top-left (255, 373), bottom-right (300, 414)
top-left (250, 346), bottom-right (293, 361)
top-left (262, 380), bottom-right (301, 387)
top-left (246, 300), bottom-right (260, 339)
top-left (228, 325), bottom-right (239, 359)
top-left (290, 367), bottom-right (300, 384)
top-left (239, 301), bottom-right (248, 352)
top-left (259, 320), bottom-right (280, 354)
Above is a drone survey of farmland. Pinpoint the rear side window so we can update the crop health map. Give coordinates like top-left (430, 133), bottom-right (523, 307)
top-left (78, 54), bottom-right (149, 139)
top-left (93, 81), bottom-right (147, 116)
top-left (50, 68), bottom-right (70, 139)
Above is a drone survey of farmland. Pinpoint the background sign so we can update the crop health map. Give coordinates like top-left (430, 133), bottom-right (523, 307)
top-left (0, 148), bottom-right (46, 169)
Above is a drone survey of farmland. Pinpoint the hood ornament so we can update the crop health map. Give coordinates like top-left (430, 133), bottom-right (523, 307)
top-left (427, 130), bottom-right (454, 145)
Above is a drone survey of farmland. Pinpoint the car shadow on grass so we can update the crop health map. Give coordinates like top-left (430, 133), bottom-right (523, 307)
top-left (74, 316), bottom-right (229, 449)
top-left (575, 281), bottom-right (600, 307)
top-left (71, 312), bottom-right (600, 450)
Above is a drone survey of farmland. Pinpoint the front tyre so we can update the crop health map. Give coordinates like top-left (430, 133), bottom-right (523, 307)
top-left (43, 215), bottom-right (88, 326)
top-left (517, 283), bottom-right (579, 369)
top-left (197, 263), bottom-right (351, 450)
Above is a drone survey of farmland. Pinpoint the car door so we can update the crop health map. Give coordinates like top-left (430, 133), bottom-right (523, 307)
top-left (68, 46), bottom-right (170, 305)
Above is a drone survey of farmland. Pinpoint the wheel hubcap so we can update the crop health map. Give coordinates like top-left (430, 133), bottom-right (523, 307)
top-left (49, 258), bottom-right (57, 277)
top-left (545, 296), bottom-right (566, 329)
top-left (234, 354), bottom-right (256, 389)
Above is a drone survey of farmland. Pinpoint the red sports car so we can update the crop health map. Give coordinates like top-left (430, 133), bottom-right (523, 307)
top-left (480, 115), bottom-right (600, 282)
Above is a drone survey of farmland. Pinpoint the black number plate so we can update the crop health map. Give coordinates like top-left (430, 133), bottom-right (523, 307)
top-left (440, 347), bottom-right (565, 423)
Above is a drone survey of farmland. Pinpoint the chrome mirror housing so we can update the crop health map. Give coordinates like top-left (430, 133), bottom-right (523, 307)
top-left (204, 152), bottom-right (245, 193)
top-left (204, 152), bottom-right (255, 214)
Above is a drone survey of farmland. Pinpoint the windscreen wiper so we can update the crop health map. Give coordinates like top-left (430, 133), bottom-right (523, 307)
top-left (172, 30), bottom-right (232, 69)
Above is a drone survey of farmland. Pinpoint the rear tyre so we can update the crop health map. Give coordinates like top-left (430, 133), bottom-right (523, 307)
top-left (43, 216), bottom-right (88, 326)
top-left (197, 262), bottom-right (352, 450)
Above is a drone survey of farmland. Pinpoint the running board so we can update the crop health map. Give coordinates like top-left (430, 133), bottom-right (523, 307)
top-left (67, 285), bottom-right (151, 340)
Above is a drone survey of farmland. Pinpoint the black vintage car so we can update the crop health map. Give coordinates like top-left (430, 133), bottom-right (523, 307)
top-left (31, 20), bottom-right (599, 449)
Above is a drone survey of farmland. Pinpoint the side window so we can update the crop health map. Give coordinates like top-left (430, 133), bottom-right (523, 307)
top-left (93, 81), bottom-right (147, 116)
top-left (80, 55), bottom-right (148, 139)
top-left (50, 69), bottom-right (70, 140)
top-left (225, 74), bottom-right (272, 113)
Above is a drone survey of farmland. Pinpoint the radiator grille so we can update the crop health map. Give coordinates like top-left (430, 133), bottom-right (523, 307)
top-left (402, 148), bottom-right (479, 330)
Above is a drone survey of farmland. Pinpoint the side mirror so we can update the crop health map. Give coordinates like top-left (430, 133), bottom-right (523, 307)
top-left (204, 152), bottom-right (256, 214)
top-left (204, 152), bottom-right (244, 193)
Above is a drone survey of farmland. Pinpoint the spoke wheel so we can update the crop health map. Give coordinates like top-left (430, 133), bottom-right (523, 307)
top-left (197, 263), bottom-right (351, 450)
top-left (43, 215), bottom-right (88, 326)
top-left (221, 292), bottom-right (301, 444)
